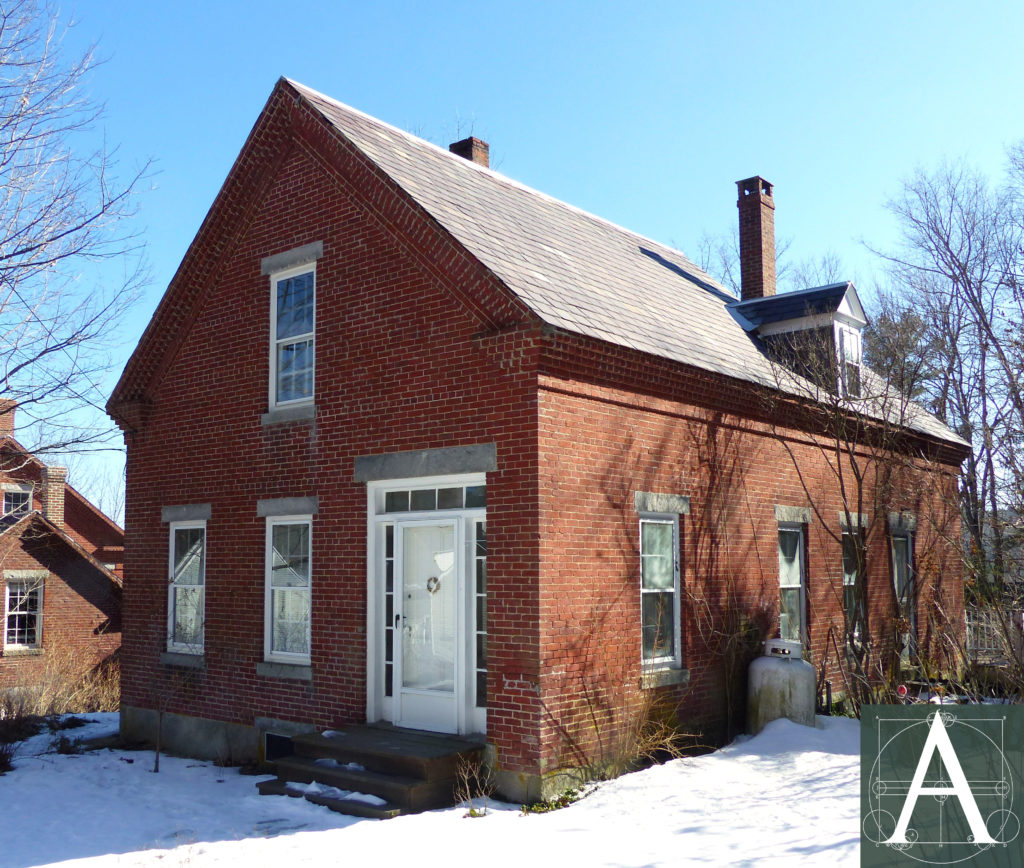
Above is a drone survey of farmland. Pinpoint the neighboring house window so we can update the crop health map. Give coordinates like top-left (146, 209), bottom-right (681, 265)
top-left (836, 324), bottom-right (861, 398)
top-left (778, 526), bottom-right (806, 643)
top-left (2, 489), bottom-right (30, 516)
top-left (5, 579), bottom-right (43, 649)
top-left (270, 265), bottom-right (315, 408)
top-left (842, 531), bottom-right (864, 641)
top-left (265, 516), bottom-right (312, 663)
top-left (639, 515), bottom-right (681, 667)
top-left (168, 522), bottom-right (206, 652)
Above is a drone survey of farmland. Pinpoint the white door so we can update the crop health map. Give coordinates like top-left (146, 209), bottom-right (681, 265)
top-left (395, 520), bottom-right (460, 733)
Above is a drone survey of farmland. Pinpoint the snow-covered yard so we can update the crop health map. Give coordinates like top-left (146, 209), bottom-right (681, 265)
top-left (2, 714), bottom-right (860, 867)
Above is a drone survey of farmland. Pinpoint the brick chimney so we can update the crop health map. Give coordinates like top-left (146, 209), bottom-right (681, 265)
top-left (449, 136), bottom-right (489, 168)
top-left (736, 176), bottom-right (776, 300)
top-left (0, 399), bottom-right (15, 437)
top-left (41, 465), bottom-right (67, 528)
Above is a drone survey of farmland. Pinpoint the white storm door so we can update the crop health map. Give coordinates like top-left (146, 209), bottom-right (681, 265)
top-left (395, 519), bottom-right (461, 733)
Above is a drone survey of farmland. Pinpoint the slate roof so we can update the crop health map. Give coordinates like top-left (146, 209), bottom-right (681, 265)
top-left (219, 81), bottom-right (961, 448)
top-left (732, 282), bottom-right (857, 328)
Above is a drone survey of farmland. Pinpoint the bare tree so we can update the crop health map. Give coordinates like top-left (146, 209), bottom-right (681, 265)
top-left (760, 322), bottom-right (963, 706)
top-left (872, 159), bottom-right (1024, 600)
top-left (694, 228), bottom-right (836, 296)
top-left (0, 0), bottom-right (146, 461)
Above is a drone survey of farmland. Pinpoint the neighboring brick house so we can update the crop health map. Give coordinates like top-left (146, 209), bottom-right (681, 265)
top-left (0, 402), bottom-right (123, 689)
top-left (107, 78), bottom-right (967, 800)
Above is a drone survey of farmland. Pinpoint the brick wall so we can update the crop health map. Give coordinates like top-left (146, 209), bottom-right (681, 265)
top-left (533, 331), bottom-right (963, 769)
top-left (119, 97), bottom-right (545, 775)
top-left (115, 86), bottom-right (965, 784)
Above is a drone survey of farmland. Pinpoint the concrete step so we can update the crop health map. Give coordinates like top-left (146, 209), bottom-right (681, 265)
top-left (273, 755), bottom-right (457, 812)
top-left (291, 726), bottom-right (484, 782)
top-left (256, 776), bottom-right (402, 820)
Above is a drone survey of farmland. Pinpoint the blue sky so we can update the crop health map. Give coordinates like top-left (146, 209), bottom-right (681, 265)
top-left (52, 1), bottom-right (1024, 511)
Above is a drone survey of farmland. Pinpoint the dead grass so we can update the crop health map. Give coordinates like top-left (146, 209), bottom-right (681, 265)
top-left (0, 649), bottom-right (119, 723)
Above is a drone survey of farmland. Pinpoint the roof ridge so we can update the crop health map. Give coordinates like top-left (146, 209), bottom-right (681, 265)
top-left (286, 79), bottom-right (726, 301)
top-left (731, 281), bottom-right (851, 308)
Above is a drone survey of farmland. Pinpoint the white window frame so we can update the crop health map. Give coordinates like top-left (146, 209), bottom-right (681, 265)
top-left (264, 515), bottom-right (313, 665)
top-left (891, 533), bottom-right (915, 613)
top-left (2, 483), bottom-right (32, 517)
top-left (167, 520), bottom-right (206, 654)
top-left (835, 323), bottom-right (862, 398)
top-left (268, 263), bottom-right (316, 410)
top-left (841, 529), bottom-right (864, 642)
top-left (4, 574), bottom-right (44, 650)
top-left (891, 531), bottom-right (916, 661)
top-left (639, 513), bottom-right (681, 669)
top-left (778, 524), bottom-right (807, 645)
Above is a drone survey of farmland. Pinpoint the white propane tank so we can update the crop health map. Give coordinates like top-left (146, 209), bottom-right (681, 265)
top-left (746, 638), bottom-right (816, 735)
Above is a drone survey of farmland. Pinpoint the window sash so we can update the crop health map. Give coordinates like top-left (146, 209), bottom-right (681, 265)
top-left (892, 536), bottom-right (913, 603)
top-left (842, 531), bottom-right (864, 640)
top-left (168, 523), bottom-right (206, 652)
top-left (3, 490), bottom-right (29, 516)
top-left (265, 516), bottom-right (312, 663)
top-left (639, 516), bottom-right (680, 666)
top-left (836, 325), bottom-right (862, 398)
top-left (5, 581), bottom-right (42, 648)
top-left (270, 267), bottom-right (315, 407)
top-left (778, 527), bottom-right (805, 643)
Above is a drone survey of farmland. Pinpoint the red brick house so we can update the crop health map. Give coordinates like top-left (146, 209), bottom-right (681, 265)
top-left (0, 402), bottom-right (123, 689)
top-left (107, 79), bottom-right (967, 800)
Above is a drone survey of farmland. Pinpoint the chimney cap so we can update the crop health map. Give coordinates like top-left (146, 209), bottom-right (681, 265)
top-left (449, 136), bottom-right (490, 168)
top-left (736, 176), bottom-right (774, 201)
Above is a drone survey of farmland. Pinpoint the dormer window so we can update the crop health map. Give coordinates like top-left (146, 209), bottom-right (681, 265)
top-left (730, 281), bottom-right (867, 401)
top-left (836, 324), bottom-right (862, 399)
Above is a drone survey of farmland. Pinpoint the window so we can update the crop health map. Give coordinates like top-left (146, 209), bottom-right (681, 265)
top-left (265, 516), bottom-right (312, 663)
top-left (270, 266), bottom-right (315, 408)
top-left (168, 522), bottom-right (206, 652)
top-left (474, 520), bottom-right (487, 708)
top-left (778, 527), bottom-right (806, 643)
top-left (382, 484), bottom-right (486, 513)
top-left (5, 579), bottom-right (42, 649)
top-left (2, 488), bottom-right (30, 517)
top-left (842, 531), bottom-right (864, 641)
top-left (639, 515), bottom-right (681, 667)
top-left (892, 534), bottom-right (914, 636)
top-left (836, 324), bottom-right (862, 398)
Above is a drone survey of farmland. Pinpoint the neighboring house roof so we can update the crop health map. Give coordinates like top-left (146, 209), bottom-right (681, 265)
top-left (0, 434), bottom-right (124, 543)
top-left (111, 77), bottom-right (966, 451)
top-left (0, 510), bottom-right (122, 588)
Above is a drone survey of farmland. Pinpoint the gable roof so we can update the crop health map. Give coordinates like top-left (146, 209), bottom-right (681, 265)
top-left (0, 510), bottom-right (122, 588)
top-left (288, 81), bottom-right (962, 448)
top-left (111, 77), bottom-right (964, 450)
top-left (293, 80), bottom-right (763, 383)
top-left (0, 434), bottom-right (124, 541)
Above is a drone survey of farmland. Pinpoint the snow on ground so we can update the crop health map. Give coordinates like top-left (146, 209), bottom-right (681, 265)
top-left (1, 714), bottom-right (860, 867)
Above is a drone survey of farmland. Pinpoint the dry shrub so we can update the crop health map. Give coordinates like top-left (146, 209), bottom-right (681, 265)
top-left (1, 648), bottom-right (119, 719)
top-left (454, 754), bottom-right (495, 817)
top-left (626, 688), bottom-right (701, 767)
